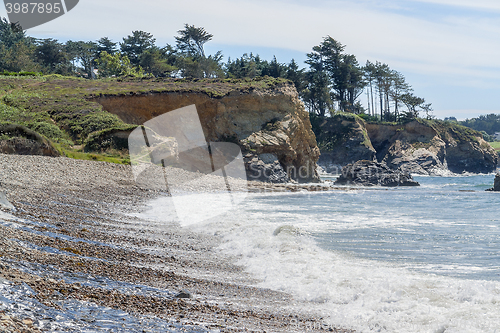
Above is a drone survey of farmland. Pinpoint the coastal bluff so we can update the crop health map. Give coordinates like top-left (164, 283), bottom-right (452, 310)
top-left (317, 114), bottom-right (498, 175)
top-left (0, 76), bottom-right (320, 183)
top-left (93, 82), bottom-right (320, 183)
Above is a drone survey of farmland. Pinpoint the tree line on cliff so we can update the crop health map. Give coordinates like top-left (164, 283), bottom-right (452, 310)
top-left (445, 114), bottom-right (500, 139)
top-left (0, 19), bottom-right (431, 122)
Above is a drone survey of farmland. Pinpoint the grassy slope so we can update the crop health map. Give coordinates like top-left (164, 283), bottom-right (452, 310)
top-left (0, 74), bottom-right (289, 164)
top-left (489, 141), bottom-right (500, 150)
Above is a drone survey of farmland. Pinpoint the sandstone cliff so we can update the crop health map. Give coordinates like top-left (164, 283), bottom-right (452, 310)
top-left (317, 114), bottom-right (498, 175)
top-left (93, 84), bottom-right (320, 183)
top-left (0, 76), bottom-right (320, 183)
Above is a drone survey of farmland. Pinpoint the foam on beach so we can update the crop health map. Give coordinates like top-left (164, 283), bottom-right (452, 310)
top-left (146, 181), bottom-right (500, 333)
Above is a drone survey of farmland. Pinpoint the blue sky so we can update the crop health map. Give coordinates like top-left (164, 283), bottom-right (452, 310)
top-left (2, 0), bottom-right (500, 120)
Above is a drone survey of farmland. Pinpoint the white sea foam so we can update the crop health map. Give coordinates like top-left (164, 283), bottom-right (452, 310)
top-left (200, 194), bottom-right (500, 333)
top-left (140, 175), bottom-right (500, 333)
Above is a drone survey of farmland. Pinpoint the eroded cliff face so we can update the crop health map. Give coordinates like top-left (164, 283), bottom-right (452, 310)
top-left (314, 114), bottom-right (376, 173)
top-left (366, 121), bottom-right (448, 174)
top-left (366, 121), bottom-right (498, 174)
top-left (317, 115), bottom-right (498, 175)
top-left (93, 85), bottom-right (320, 183)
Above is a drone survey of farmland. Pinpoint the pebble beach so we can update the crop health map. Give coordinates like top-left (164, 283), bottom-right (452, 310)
top-left (0, 154), bottom-right (351, 333)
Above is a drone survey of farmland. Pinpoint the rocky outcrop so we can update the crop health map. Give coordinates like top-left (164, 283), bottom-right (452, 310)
top-left (244, 153), bottom-right (289, 183)
top-left (313, 113), bottom-right (376, 174)
top-left (334, 160), bottom-right (420, 187)
top-left (318, 114), bottom-right (497, 175)
top-left (94, 84), bottom-right (320, 183)
top-left (366, 120), bottom-right (497, 174)
top-left (0, 124), bottom-right (60, 157)
top-left (486, 174), bottom-right (500, 192)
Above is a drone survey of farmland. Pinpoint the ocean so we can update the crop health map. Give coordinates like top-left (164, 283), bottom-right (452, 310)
top-left (143, 174), bottom-right (500, 333)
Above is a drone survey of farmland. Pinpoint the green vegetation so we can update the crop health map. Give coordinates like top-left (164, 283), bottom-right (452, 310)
top-left (62, 148), bottom-right (130, 164)
top-left (455, 114), bottom-right (500, 137)
top-left (83, 125), bottom-right (137, 152)
top-left (0, 74), bottom-right (291, 164)
top-left (416, 118), bottom-right (480, 144)
top-left (0, 101), bottom-right (71, 144)
top-left (311, 112), bottom-right (372, 151)
top-left (489, 141), bottom-right (500, 150)
top-left (1, 70), bottom-right (41, 76)
top-left (1, 17), bottom-right (430, 120)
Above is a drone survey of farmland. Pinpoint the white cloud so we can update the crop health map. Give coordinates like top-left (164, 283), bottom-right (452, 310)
top-left (410, 0), bottom-right (500, 11)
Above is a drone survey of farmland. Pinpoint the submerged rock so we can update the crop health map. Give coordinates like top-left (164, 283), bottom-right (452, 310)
top-left (334, 160), bottom-right (420, 187)
top-left (486, 174), bottom-right (500, 192)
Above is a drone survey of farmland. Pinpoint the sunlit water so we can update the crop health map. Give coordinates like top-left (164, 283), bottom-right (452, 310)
top-left (144, 174), bottom-right (500, 333)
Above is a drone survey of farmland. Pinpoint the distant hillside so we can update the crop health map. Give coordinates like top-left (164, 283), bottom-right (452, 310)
top-left (449, 114), bottom-right (500, 136)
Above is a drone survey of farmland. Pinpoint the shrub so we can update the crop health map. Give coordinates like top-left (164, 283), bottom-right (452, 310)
top-left (30, 122), bottom-right (66, 140)
top-left (0, 70), bottom-right (42, 76)
top-left (69, 112), bottom-right (126, 141)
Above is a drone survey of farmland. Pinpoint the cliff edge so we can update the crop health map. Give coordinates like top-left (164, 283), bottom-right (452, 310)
top-left (0, 76), bottom-right (320, 183)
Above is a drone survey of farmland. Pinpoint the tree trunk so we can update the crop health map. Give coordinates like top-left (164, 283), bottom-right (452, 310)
top-left (394, 100), bottom-right (398, 122)
top-left (366, 88), bottom-right (371, 116)
top-left (385, 92), bottom-right (390, 121)
top-left (379, 90), bottom-right (383, 121)
top-left (370, 82), bottom-right (375, 117)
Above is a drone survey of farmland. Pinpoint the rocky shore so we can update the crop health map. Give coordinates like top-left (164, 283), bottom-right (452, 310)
top-left (0, 154), bottom-right (352, 333)
top-left (334, 160), bottom-right (420, 187)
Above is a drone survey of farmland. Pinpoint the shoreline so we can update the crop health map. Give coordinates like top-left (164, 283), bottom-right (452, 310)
top-left (0, 154), bottom-right (353, 333)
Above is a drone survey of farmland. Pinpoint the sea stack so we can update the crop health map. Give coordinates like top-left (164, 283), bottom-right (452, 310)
top-left (486, 173), bottom-right (500, 191)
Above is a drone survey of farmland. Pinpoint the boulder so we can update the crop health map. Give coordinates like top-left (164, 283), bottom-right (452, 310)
top-left (334, 160), bottom-right (420, 187)
top-left (244, 153), bottom-right (288, 183)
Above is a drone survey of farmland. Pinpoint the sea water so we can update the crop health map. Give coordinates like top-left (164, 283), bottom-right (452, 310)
top-left (143, 174), bottom-right (500, 333)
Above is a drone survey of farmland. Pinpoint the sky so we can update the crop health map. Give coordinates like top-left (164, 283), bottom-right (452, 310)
top-left (2, 0), bottom-right (500, 120)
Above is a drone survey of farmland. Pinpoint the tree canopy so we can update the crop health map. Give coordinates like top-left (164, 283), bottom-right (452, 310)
top-left (0, 18), bottom-right (435, 123)
top-left (459, 114), bottom-right (500, 136)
